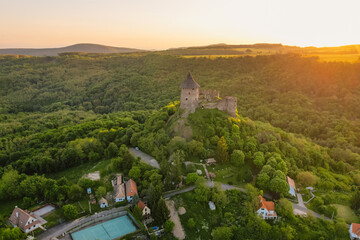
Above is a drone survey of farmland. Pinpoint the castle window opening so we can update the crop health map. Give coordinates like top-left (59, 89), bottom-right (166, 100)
top-left (192, 88), bottom-right (194, 90)
top-left (185, 98), bottom-right (188, 100)
top-left (188, 92), bottom-right (190, 95)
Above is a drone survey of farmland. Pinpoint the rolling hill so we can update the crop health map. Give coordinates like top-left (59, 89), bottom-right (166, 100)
top-left (0, 43), bottom-right (144, 56)
top-left (163, 43), bottom-right (360, 62)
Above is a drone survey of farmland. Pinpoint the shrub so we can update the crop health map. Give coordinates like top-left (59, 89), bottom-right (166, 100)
top-left (63, 204), bottom-right (78, 220)
top-left (114, 201), bottom-right (128, 207)
top-left (164, 219), bottom-right (175, 232)
top-left (186, 172), bottom-right (198, 185)
top-left (187, 218), bottom-right (196, 228)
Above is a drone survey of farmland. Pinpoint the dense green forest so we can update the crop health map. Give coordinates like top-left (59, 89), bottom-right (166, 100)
top-left (1, 53), bottom-right (360, 155)
top-left (1, 52), bottom-right (360, 239)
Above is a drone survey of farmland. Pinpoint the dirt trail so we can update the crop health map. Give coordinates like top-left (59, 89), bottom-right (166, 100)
top-left (165, 200), bottom-right (185, 240)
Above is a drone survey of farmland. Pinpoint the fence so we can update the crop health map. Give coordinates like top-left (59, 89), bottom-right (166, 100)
top-left (68, 210), bottom-right (129, 234)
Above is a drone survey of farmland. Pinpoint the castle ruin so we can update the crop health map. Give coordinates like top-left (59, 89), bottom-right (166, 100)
top-left (180, 72), bottom-right (237, 117)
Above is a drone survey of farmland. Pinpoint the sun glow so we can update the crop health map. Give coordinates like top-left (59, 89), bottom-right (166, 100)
top-left (0, 0), bottom-right (359, 49)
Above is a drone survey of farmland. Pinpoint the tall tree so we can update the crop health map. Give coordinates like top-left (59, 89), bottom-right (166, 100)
top-left (154, 197), bottom-right (169, 224)
top-left (231, 150), bottom-right (245, 167)
top-left (132, 204), bottom-right (143, 221)
top-left (296, 171), bottom-right (317, 187)
top-left (63, 204), bottom-right (78, 220)
top-left (216, 136), bottom-right (229, 163)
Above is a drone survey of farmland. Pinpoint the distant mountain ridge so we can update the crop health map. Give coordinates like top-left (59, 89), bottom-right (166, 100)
top-left (0, 43), bottom-right (144, 56)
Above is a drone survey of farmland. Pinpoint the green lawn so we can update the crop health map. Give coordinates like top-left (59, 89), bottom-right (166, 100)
top-left (209, 163), bottom-right (247, 187)
top-left (172, 192), bottom-right (220, 240)
top-left (333, 204), bottom-right (359, 224)
top-left (46, 159), bottom-right (111, 184)
top-left (44, 208), bottom-right (64, 229)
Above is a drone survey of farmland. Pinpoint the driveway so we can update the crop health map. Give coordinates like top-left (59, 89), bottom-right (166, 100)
top-left (292, 203), bottom-right (331, 221)
top-left (129, 148), bottom-right (160, 169)
top-left (297, 193), bottom-right (305, 208)
top-left (33, 205), bottom-right (56, 217)
top-left (166, 200), bottom-right (185, 240)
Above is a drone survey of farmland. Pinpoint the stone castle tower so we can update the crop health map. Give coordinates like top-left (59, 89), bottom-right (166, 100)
top-left (180, 72), bottom-right (237, 117)
top-left (180, 72), bottom-right (200, 113)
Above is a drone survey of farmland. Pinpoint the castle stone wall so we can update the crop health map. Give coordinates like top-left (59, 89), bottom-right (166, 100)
top-left (199, 96), bottom-right (237, 117)
top-left (180, 74), bottom-right (237, 117)
top-left (199, 89), bottom-right (220, 102)
top-left (216, 96), bottom-right (237, 117)
top-left (180, 88), bottom-right (199, 113)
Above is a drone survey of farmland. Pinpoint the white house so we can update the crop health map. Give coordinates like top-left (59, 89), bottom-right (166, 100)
top-left (287, 176), bottom-right (296, 197)
top-left (350, 223), bottom-right (360, 240)
top-left (137, 200), bottom-right (151, 216)
top-left (9, 206), bottom-right (41, 233)
top-left (257, 195), bottom-right (277, 220)
top-left (113, 175), bottom-right (126, 202)
top-left (99, 197), bottom-right (108, 208)
top-left (126, 179), bottom-right (138, 202)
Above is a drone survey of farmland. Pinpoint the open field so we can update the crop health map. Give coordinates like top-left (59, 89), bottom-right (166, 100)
top-left (180, 53), bottom-right (360, 63)
top-left (209, 163), bottom-right (248, 187)
top-left (304, 54), bottom-right (360, 63)
top-left (47, 159), bottom-right (111, 184)
top-left (172, 192), bottom-right (217, 240)
top-left (333, 204), bottom-right (359, 223)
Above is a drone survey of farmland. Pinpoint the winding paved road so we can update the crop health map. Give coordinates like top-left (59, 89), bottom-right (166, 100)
top-left (165, 181), bottom-right (330, 222)
top-left (292, 203), bottom-right (331, 221)
top-left (129, 148), bottom-right (160, 169)
top-left (38, 205), bottom-right (130, 240)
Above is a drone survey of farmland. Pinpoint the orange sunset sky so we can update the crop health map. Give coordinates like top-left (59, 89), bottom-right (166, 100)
top-left (0, 0), bottom-right (359, 49)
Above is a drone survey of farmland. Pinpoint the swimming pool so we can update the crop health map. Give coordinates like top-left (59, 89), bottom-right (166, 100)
top-left (71, 215), bottom-right (137, 240)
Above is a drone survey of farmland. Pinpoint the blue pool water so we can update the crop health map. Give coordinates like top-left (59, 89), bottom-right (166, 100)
top-left (71, 215), bottom-right (137, 240)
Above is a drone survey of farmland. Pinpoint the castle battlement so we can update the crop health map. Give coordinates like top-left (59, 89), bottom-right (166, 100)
top-left (180, 72), bottom-right (237, 117)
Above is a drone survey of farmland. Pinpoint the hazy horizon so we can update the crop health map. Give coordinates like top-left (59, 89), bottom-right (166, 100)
top-left (1, 0), bottom-right (359, 49)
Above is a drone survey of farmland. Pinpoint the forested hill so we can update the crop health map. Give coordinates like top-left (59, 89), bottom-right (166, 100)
top-left (2, 52), bottom-right (360, 238)
top-left (0, 43), bottom-right (144, 56)
top-left (1, 53), bottom-right (360, 156)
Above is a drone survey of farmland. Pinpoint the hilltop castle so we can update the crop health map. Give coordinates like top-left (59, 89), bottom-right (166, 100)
top-left (180, 72), bottom-right (237, 117)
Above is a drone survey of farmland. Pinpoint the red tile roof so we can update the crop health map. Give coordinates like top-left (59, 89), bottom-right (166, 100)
top-left (259, 195), bottom-right (275, 211)
top-left (137, 200), bottom-right (146, 210)
top-left (126, 179), bottom-right (138, 197)
top-left (287, 176), bottom-right (296, 190)
top-left (352, 223), bottom-right (360, 236)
